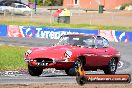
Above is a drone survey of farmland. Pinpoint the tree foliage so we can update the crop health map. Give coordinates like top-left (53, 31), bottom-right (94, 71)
top-left (29, 0), bottom-right (63, 6)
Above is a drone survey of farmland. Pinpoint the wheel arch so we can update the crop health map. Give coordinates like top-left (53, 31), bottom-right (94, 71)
top-left (77, 55), bottom-right (86, 66)
top-left (111, 57), bottom-right (120, 64)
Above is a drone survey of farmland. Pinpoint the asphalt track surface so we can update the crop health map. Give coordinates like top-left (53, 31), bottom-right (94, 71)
top-left (0, 37), bottom-right (132, 84)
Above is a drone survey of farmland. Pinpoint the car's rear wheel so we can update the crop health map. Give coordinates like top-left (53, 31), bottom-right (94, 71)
top-left (28, 65), bottom-right (43, 76)
top-left (65, 58), bottom-right (84, 76)
top-left (103, 58), bottom-right (117, 74)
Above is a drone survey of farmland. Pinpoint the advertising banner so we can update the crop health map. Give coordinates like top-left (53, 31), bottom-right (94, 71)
top-left (19, 26), bottom-right (98, 39)
top-left (99, 30), bottom-right (130, 43)
top-left (7, 25), bottom-right (22, 37)
top-left (126, 32), bottom-right (132, 42)
top-left (0, 25), bottom-right (7, 36)
top-left (1, 25), bottom-right (132, 42)
top-left (19, 26), bottom-right (35, 38)
top-left (98, 30), bottom-right (115, 42)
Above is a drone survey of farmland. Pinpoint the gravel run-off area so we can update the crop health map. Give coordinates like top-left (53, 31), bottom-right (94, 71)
top-left (0, 84), bottom-right (132, 88)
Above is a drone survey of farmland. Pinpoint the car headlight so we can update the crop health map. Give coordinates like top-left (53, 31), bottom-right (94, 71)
top-left (64, 50), bottom-right (72, 59)
top-left (25, 49), bottom-right (32, 56)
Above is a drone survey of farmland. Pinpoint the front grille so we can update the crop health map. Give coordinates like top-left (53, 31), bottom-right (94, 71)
top-left (35, 58), bottom-right (53, 64)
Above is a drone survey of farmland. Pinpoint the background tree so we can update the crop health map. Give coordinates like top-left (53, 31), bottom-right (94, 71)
top-left (29, 0), bottom-right (63, 6)
top-left (43, 0), bottom-right (46, 5)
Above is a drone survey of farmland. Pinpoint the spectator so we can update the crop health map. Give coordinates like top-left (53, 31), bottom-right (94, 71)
top-left (56, 8), bottom-right (71, 24)
top-left (53, 9), bottom-right (62, 22)
top-left (59, 8), bottom-right (71, 16)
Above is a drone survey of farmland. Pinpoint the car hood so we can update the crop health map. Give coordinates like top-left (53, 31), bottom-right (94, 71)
top-left (28, 45), bottom-right (87, 61)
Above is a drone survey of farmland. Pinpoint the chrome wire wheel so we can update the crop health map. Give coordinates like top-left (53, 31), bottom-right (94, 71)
top-left (65, 58), bottom-right (83, 76)
top-left (103, 58), bottom-right (117, 74)
top-left (75, 59), bottom-right (83, 71)
top-left (109, 59), bottom-right (116, 72)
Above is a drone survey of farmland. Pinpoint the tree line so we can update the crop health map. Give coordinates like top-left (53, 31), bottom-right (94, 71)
top-left (29, 0), bottom-right (63, 6)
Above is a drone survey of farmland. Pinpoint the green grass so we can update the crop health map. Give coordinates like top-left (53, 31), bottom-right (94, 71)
top-left (0, 21), bottom-right (132, 31)
top-left (0, 45), bottom-right (29, 71)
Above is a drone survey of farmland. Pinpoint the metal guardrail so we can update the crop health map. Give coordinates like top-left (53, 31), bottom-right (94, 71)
top-left (0, 7), bottom-right (132, 27)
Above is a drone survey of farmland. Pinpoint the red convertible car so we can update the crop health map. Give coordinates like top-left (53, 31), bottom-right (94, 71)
top-left (24, 34), bottom-right (121, 76)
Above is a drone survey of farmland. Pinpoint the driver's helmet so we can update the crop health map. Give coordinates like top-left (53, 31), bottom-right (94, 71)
top-left (83, 38), bottom-right (95, 47)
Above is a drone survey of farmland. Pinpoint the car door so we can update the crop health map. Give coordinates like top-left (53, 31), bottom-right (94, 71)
top-left (21, 5), bottom-right (27, 13)
top-left (93, 36), bottom-right (111, 66)
top-left (85, 36), bottom-right (111, 67)
top-left (83, 36), bottom-right (100, 67)
top-left (14, 5), bottom-right (22, 14)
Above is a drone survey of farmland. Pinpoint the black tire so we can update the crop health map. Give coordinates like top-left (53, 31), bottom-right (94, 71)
top-left (65, 68), bottom-right (76, 76)
top-left (65, 58), bottom-right (84, 76)
top-left (103, 58), bottom-right (117, 74)
top-left (28, 65), bottom-right (43, 76)
top-left (65, 69), bottom-right (69, 75)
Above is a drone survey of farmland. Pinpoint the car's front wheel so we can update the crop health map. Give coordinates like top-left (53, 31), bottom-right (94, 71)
top-left (65, 59), bottom-right (83, 76)
top-left (103, 58), bottom-right (117, 74)
top-left (65, 68), bottom-right (76, 76)
top-left (28, 65), bottom-right (43, 76)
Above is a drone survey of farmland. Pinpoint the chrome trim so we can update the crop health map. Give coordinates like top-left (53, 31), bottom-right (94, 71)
top-left (52, 58), bottom-right (56, 64)
top-left (24, 57), bottom-right (74, 64)
top-left (24, 58), bottom-right (33, 62)
top-left (55, 60), bottom-right (74, 63)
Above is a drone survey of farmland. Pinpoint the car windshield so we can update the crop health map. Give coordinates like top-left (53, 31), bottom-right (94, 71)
top-left (57, 35), bottom-right (95, 48)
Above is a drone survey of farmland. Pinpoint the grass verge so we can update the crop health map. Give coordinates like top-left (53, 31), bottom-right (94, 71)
top-left (0, 21), bottom-right (132, 31)
top-left (0, 45), bottom-right (29, 71)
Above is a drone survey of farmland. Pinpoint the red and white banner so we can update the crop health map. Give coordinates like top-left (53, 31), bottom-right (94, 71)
top-left (98, 30), bottom-right (115, 42)
top-left (99, 30), bottom-right (128, 43)
top-left (7, 25), bottom-right (22, 37)
top-left (6, 25), bottom-right (129, 42)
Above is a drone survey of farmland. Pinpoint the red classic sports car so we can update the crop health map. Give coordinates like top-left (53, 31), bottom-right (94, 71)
top-left (24, 34), bottom-right (121, 76)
